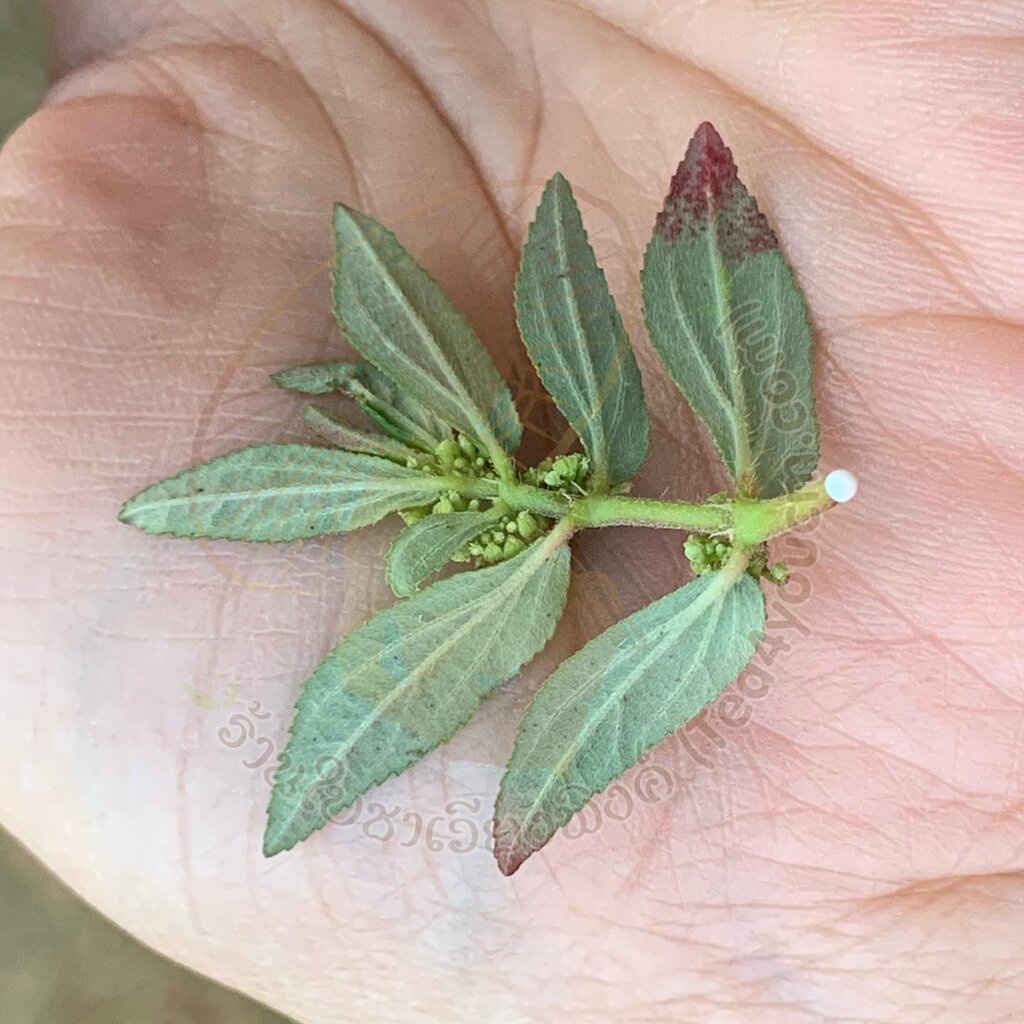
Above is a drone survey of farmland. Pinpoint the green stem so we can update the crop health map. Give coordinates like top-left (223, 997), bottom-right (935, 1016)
top-left (441, 475), bottom-right (836, 547)
top-left (484, 447), bottom-right (516, 487)
top-left (497, 481), bottom-right (571, 518)
top-left (442, 477), bottom-right (569, 518)
top-left (568, 494), bottom-right (730, 533)
top-left (732, 478), bottom-right (834, 547)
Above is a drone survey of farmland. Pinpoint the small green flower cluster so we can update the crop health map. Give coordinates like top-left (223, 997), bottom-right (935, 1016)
top-left (684, 533), bottom-right (789, 585)
top-left (398, 434), bottom-right (497, 525)
top-left (683, 533), bottom-right (731, 576)
top-left (396, 433), bottom-right (556, 567)
top-left (453, 504), bottom-right (550, 566)
top-left (407, 434), bottom-right (493, 484)
top-left (744, 546), bottom-right (789, 585)
top-left (450, 452), bottom-right (589, 567)
top-left (520, 452), bottom-right (591, 492)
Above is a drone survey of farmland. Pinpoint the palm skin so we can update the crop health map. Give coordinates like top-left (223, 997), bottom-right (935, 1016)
top-left (3, 1), bottom-right (1024, 1021)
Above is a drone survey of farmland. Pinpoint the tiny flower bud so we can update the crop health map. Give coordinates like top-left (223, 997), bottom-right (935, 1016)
top-left (517, 511), bottom-right (538, 539)
top-left (552, 456), bottom-right (574, 478)
top-left (502, 536), bottom-right (526, 559)
top-left (435, 438), bottom-right (460, 470)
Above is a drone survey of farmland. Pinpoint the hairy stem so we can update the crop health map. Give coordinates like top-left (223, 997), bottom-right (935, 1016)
top-left (489, 448), bottom-right (517, 487)
top-left (732, 478), bottom-right (834, 546)
top-left (567, 494), bottom-right (730, 533)
top-left (440, 474), bottom-right (835, 546)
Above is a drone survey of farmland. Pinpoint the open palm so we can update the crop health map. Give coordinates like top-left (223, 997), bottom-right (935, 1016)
top-left (3, 2), bottom-right (1023, 1021)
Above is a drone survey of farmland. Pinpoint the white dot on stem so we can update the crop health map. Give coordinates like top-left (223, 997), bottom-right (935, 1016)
top-left (824, 469), bottom-right (858, 503)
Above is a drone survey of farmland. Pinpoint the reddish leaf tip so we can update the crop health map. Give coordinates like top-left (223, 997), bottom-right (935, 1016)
top-left (492, 816), bottom-right (531, 876)
top-left (496, 850), bottom-right (526, 876)
top-left (690, 120), bottom-right (729, 162)
top-left (654, 121), bottom-right (778, 264)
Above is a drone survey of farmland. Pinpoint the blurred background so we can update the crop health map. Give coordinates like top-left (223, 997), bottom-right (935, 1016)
top-left (0, 3), bottom-right (293, 1020)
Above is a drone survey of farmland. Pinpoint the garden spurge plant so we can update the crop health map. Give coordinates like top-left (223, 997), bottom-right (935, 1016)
top-left (120, 122), bottom-right (856, 875)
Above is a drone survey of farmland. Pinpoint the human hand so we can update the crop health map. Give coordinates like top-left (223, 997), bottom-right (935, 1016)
top-left (3, 2), bottom-right (1023, 1020)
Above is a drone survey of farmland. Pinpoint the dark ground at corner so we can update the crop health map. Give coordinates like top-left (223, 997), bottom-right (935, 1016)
top-left (0, 828), bottom-right (293, 1024)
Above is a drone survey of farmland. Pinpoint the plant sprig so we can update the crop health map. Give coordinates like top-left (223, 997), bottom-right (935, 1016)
top-left (119, 122), bottom-right (856, 875)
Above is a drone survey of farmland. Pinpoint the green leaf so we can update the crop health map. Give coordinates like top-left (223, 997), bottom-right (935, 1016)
top-left (301, 405), bottom-right (418, 462)
top-left (332, 203), bottom-right (522, 468)
top-left (515, 173), bottom-right (649, 491)
top-left (118, 445), bottom-right (446, 541)
top-left (386, 510), bottom-right (500, 596)
top-left (271, 361), bottom-right (359, 395)
top-left (641, 122), bottom-right (819, 498)
top-left (273, 360), bottom-right (449, 452)
top-left (355, 363), bottom-right (452, 449)
top-left (264, 530), bottom-right (572, 855)
top-left (493, 566), bottom-right (765, 875)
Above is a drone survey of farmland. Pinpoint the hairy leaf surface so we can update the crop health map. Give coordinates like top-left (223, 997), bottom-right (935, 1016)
top-left (386, 510), bottom-right (500, 596)
top-left (332, 204), bottom-right (522, 463)
top-left (270, 361), bottom-right (360, 395)
top-left (265, 531), bottom-right (572, 855)
top-left (301, 405), bottom-right (418, 462)
top-left (494, 568), bottom-right (764, 874)
top-left (119, 445), bottom-right (444, 541)
top-left (273, 360), bottom-right (449, 451)
top-left (515, 173), bottom-right (648, 490)
top-left (642, 122), bottom-right (819, 498)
